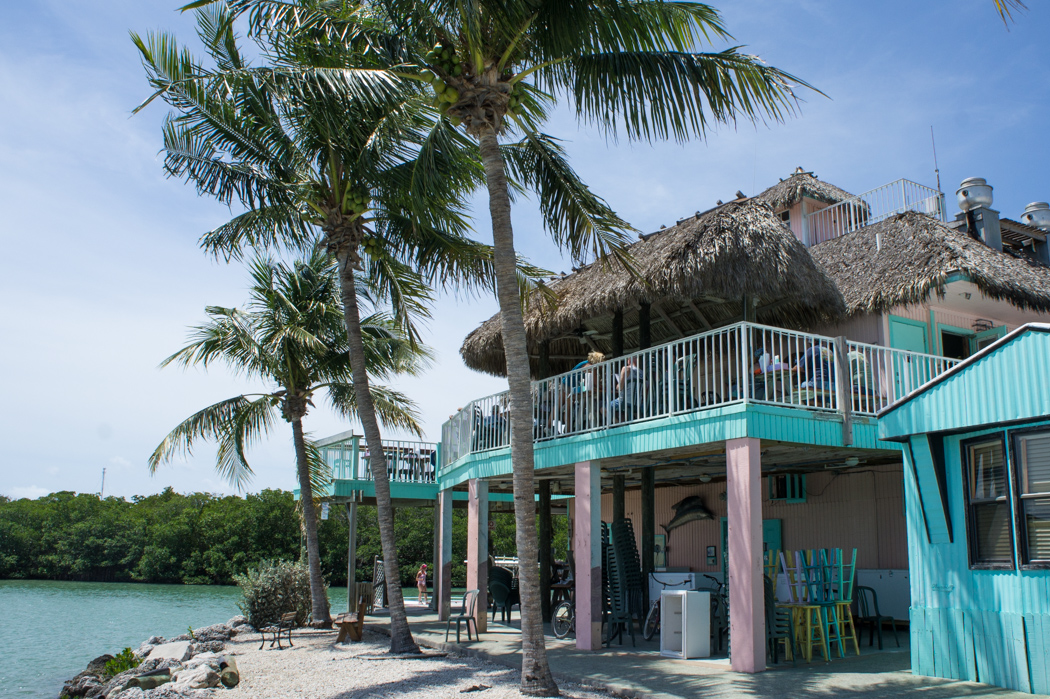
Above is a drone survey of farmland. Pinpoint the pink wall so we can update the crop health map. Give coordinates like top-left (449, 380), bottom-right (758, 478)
top-left (600, 463), bottom-right (907, 571)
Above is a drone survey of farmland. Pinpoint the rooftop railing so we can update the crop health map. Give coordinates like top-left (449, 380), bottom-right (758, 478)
top-left (805, 179), bottom-right (946, 246)
top-left (440, 322), bottom-right (959, 467)
top-left (319, 436), bottom-right (439, 484)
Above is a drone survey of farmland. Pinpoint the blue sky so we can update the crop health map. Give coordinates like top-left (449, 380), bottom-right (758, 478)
top-left (1, 1), bottom-right (1047, 500)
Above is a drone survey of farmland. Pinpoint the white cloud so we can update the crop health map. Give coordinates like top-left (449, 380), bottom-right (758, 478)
top-left (6, 486), bottom-right (49, 501)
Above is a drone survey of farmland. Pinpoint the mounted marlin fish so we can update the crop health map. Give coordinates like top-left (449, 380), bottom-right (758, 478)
top-left (661, 495), bottom-right (713, 540)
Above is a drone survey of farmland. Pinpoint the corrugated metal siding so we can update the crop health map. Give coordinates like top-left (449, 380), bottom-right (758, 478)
top-left (881, 330), bottom-right (1050, 439)
top-left (600, 463), bottom-right (907, 573)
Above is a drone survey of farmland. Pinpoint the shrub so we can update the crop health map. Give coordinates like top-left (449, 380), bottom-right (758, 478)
top-left (234, 559), bottom-right (318, 627)
top-left (103, 648), bottom-right (141, 678)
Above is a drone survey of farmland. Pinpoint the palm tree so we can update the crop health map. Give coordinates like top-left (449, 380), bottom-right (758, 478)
top-left (368, 0), bottom-right (816, 692)
top-left (150, 250), bottom-right (428, 627)
top-left (133, 4), bottom-right (500, 653)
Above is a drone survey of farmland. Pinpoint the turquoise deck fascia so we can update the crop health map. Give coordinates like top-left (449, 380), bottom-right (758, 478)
top-left (880, 325), bottom-right (1050, 441)
top-left (439, 401), bottom-right (896, 489)
top-left (300, 481), bottom-right (557, 503)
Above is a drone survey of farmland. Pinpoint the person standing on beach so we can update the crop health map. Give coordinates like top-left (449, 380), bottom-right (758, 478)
top-left (416, 564), bottom-right (428, 605)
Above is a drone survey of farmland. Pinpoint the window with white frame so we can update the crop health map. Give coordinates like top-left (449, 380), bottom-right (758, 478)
top-left (1014, 430), bottom-right (1050, 566)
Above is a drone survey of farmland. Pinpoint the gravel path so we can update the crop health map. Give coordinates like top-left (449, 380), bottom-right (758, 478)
top-left (221, 629), bottom-right (614, 699)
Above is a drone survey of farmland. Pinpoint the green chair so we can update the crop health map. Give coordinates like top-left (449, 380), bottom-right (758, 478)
top-left (856, 586), bottom-right (899, 650)
top-left (445, 589), bottom-right (481, 643)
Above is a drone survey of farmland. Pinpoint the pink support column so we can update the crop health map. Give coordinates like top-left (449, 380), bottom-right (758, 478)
top-left (466, 479), bottom-right (489, 633)
top-left (726, 437), bottom-right (765, 673)
top-left (574, 461), bottom-right (602, 651)
top-left (436, 488), bottom-right (454, 622)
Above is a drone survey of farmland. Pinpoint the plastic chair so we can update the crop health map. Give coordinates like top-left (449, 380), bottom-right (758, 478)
top-left (856, 586), bottom-right (899, 650)
top-left (489, 567), bottom-right (519, 623)
top-left (765, 575), bottom-right (795, 664)
top-left (445, 589), bottom-right (481, 642)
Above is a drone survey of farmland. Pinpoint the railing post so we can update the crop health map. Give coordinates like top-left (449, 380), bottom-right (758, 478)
top-left (351, 434), bottom-right (360, 480)
top-left (835, 336), bottom-right (853, 446)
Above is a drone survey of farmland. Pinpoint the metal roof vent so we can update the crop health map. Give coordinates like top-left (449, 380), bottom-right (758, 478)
top-left (1021, 202), bottom-right (1050, 231)
top-left (957, 177), bottom-right (994, 212)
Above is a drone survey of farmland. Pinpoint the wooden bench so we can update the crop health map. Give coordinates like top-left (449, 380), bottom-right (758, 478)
top-left (334, 596), bottom-right (369, 643)
top-left (259, 611), bottom-right (297, 650)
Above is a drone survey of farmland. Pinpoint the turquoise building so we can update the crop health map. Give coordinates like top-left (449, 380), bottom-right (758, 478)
top-left (879, 324), bottom-right (1050, 694)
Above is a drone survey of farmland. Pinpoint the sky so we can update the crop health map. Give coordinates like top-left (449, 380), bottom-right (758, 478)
top-left (0, 1), bottom-right (1047, 501)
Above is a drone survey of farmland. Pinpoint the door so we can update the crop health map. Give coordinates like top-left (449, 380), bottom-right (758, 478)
top-left (973, 325), bottom-right (1007, 353)
top-left (888, 316), bottom-right (929, 396)
top-left (720, 518), bottom-right (783, 579)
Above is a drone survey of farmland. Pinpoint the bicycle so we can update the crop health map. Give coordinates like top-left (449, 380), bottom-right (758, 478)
top-left (551, 597), bottom-right (575, 639)
top-left (642, 574), bottom-right (694, 641)
top-left (702, 573), bottom-right (730, 655)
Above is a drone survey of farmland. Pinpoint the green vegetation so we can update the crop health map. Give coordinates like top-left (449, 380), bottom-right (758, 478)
top-left (103, 648), bottom-right (141, 679)
top-left (234, 559), bottom-right (314, 627)
top-left (0, 489), bottom-right (568, 588)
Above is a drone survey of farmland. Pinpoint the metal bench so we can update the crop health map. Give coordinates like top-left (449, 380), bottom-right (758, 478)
top-left (259, 611), bottom-right (297, 650)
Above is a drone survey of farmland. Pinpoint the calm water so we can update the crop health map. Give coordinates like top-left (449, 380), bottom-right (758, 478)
top-left (0, 580), bottom-right (375, 699)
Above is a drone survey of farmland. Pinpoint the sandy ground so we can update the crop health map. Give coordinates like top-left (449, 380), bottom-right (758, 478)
top-left (221, 628), bottom-right (613, 699)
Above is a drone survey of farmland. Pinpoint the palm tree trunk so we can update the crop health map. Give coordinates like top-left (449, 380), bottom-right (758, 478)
top-left (336, 253), bottom-right (420, 655)
top-left (478, 127), bottom-right (559, 697)
top-left (291, 416), bottom-right (332, 627)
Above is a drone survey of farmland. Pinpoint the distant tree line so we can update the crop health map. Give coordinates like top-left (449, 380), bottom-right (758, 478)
top-left (0, 489), bottom-right (568, 587)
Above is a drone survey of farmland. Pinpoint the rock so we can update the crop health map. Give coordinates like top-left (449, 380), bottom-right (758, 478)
top-left (189, 640), bottom-right (225, 656)
top-left (134, 642), bottom-right (156, 659)
top-left (136, 658), bottom-right (181, 675)
top-left (98, 667), bottom-right (145, 699)
top-left (190, 623), bottom-right (231, 642)
top-left (226, 615), bottom-right (248, 628)
top-left (182, 652), bottom-right (223, 671)
top-left (146, 641), bottom-right (192, 663)
top-left (168, 634), bottom-right (192, 642)
top-left (146, 636), bottom-right (165, 645)
top-left (171, 665), bottom-right (221, 690)
top-left (62, 674), bottom-right (104, 698)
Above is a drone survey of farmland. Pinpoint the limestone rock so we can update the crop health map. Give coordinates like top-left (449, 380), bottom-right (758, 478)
top-left (146, 641), bottom-right (192, 663)
top-left (190, 623), bottom-right (231, 642)
top-left (168, 634), bottom-right (192, 642)
top-left (134, 642), bottom-right (156, 659)
top-left (171, 665), bottom-right (221, 690)
top-left (146, 636), bottom-right (165, 645)
top-left (62, 673), bottom-right (103, 698)
top-left (189, 640), bottom-right (225, 656)
top-left (182, 652), bottom-right (223, 671)
top-left (226, 615), bottom-right (248, 628)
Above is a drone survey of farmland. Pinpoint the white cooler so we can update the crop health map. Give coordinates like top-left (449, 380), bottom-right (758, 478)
top-left (660, 590), bottom-right (711, 659)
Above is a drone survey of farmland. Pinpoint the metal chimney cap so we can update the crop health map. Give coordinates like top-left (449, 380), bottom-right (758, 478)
top-left (957, 177), bottom-right (993, 212)
top-left (1021, 202), bottom-right (1050, 231)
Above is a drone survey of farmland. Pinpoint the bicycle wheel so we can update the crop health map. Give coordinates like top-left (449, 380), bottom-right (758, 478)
top-left (642, 602), bottom-right (661, 641)
top-left (551, 601), bottom-right (574, 639)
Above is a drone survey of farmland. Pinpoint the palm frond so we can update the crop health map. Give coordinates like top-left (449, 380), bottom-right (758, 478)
top-left (326, 382), bottom-right (424, 437)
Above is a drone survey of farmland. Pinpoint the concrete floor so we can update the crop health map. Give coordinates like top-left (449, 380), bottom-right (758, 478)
top-left (364, 603), bottom-right (1037, 699)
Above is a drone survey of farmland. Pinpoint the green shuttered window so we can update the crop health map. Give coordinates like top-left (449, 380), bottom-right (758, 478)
top-left (1015, 430), bottom-right (1050, 566)
top-left (963, 438), bottom-right (1014, 568)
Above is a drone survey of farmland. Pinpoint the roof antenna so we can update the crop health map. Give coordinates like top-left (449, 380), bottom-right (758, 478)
top-left (930, 126), bottom-right (942, 193)
top-left (100, 467), bottom-right (106, 499)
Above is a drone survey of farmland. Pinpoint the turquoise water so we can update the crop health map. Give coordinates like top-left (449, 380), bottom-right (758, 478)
top-left (0, 580), bottom-right (374, 699)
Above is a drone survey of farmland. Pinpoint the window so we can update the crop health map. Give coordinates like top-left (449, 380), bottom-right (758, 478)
top-left (779, 210), bottom-right (791, 226)
top-left (941, 330), bottom-right (972, 360)
top-left (962, 437), bottom-right (1013, 568)
top-left (769, 474), bottom-right (806, 503)
top-left (1014, 430), bottom-right (1050, 567)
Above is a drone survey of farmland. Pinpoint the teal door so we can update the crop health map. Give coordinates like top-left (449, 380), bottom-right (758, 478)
top-left (889, 316), bottom-right (930, 395)
top-left (720, 518), bottom-right (783, 578)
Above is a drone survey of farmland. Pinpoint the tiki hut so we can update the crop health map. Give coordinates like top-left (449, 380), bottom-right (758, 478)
top-left (461, 199), bottom-right (847, 377)
top-left (752, 167), bottom-right (856, 211)
top-left (811, 210), bottom-right (1050, 316)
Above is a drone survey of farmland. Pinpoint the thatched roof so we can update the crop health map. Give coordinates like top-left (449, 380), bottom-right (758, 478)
top-left (811, 211), bottom-right (1050, 316)
top-left (462, 199), bottom-right (847, 377)
top-left (753, 168), bottom-right (856, 211)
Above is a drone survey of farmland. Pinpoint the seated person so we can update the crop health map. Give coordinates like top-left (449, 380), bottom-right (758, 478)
top-left (610, 357), bottom-right (641, 420)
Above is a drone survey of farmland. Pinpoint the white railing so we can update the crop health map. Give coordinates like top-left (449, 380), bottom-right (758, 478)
top-left (440, 322), bottom-right (961, 466)
top-left (805, 179), bottom-right (946, 246)
top-left (319, 436), bottom-right (439, 484)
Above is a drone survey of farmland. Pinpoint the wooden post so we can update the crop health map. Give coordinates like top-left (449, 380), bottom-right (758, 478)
top-left (726, 437), bottom-right (765, 673)
top-left (466, 479), bottom-right (489, 632)
top-left (436, 488), bottom-right (453, 621)
top-left (612, 474), bottom-right (625, 523)
top-left (345, 501), bottom-right (358, 613)
top-left (539, 480), bottom-right (552, 622)
top-left (574, 461), bottom-right (602, 650)
top-left (612, 309), bottom-right (624, 358)
top-left (638, 303), bottom-right (651, 350)
top-left (641, 467), bottom-right (655, 610)
top-left (835, 336), bottom-right (854, 446)
top-left (539, 340), bottom-right (551, 379)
